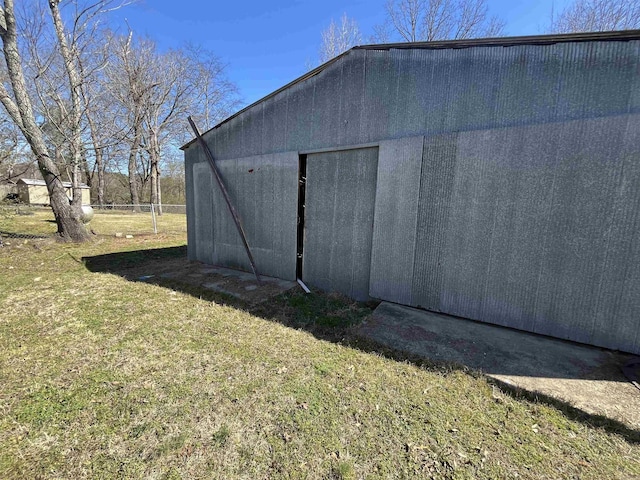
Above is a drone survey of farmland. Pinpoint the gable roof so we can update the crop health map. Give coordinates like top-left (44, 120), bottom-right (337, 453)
top-left (181, 29), bottom-right (640, 151)
top-left (18, 178), bottom-right (90, 189)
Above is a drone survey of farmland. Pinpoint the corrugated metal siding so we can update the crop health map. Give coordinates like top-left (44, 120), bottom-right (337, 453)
top-left (186, 38), bottom-right (640, 353)
top-left (188, 149), bottom-right (299, 280)
top-left (185, 147), bottom-right (196, 261)
top-left (303, 148), bottom-right (378, 301)
top-left (411, 133), bottom-right (459, 311)
top-left (404, 114), bottom-right (640, 352)
top-left (192, 161), bottom-right (215, 264)
top-left (192, 40), bottom-right (639, 161)
top-left (369, 137), bottom-right (424, 304)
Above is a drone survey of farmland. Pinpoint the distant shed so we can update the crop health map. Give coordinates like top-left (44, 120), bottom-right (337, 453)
top-left (183, 31), bottom-right (640, 354)
top-left (17, 178), bottom-right (90, 205)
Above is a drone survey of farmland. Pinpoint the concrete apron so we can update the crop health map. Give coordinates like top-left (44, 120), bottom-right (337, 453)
top-left (199, 266), bottom-right (297, 304)
top-left (357, 302), bottom-right (640, 429)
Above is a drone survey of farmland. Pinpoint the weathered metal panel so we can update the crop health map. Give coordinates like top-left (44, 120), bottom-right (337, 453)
top-left (592, 117), bottom-right (640, 352)
top-left (411, 133), bottom-right (459, 311)
top-left (261, 96), bottom-right (288, 155)
top-left (409, 114), bottom-right (640, 353)
top-left (362, 50), bottom-right (392, 143)
top-left (527, 115), bottom-right (640, 351)
top-left (194, 39), bottom-right (639, 161)
top-left (192, 161), bottom-right (214, 264)
top-left (191, 151), bottom-right (298, 281)
top-left (303, 148), bottom-right (378, 301)
top-left (184, 148), bottom-right (196, 260)
top-left (310, 62), bottom-right (343, 149)
top-left (369, 136), bottom-right (424, 303)
top-left (336, 53), bottom-right (367, 146)
top-left (283, 80), bottom-right (314, 154)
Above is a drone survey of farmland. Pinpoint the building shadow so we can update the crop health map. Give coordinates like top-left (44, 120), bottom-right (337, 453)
top-left (82, 245), bottom-right (640, 444)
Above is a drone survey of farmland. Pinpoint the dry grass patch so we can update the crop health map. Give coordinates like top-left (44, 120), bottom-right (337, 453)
top-left (0, 223), bottom-right (639, 478)
top-left (0, 207), bottom-right (185, 238)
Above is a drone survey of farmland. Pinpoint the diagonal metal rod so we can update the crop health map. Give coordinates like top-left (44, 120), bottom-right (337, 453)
top-left (187, 116), bottom-right (262, 285)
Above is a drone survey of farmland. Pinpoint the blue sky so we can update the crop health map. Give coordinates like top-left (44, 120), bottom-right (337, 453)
top-left (110, 0), bottom-right (570, 107)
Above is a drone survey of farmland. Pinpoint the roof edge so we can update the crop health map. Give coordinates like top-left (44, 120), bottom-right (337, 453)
top-left (180, 47), bottom-right (351, 150)
top-left (18, 178), bottom-right (90, 188)
top-left (354, 29), bottom-right (640, 51)
top-left (181, 29), bottom-right (640, 151)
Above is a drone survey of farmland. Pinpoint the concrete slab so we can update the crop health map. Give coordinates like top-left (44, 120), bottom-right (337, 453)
top-left (115, 255), bottom-right (297, 305)
top-left (200, 266), bottom-right (296, 290)
top-left (199, 266), bottom-right (297, 304)
top-left (357, 302), bottom-right (640, 429)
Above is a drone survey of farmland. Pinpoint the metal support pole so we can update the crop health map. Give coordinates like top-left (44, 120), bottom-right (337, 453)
top-left (187, 116), bottom-right (262, 285)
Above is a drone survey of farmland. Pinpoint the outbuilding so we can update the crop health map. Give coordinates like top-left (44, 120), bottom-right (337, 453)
top-left (17, 178), bottom-right (90, 205)
top-left (183, 31), bottom-right (640, 354)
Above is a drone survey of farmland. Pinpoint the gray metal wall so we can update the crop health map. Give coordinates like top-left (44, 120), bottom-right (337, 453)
top-left (187, 40), bottom-right (639, 162)
top-left (185, 39), bottom-right (640, 353)
top-left (303, 148), bottom-right (378, 301)
top-left (186, 149), bottom-right (299, 280)
top-left (369, 115), bottom-right (640, 353)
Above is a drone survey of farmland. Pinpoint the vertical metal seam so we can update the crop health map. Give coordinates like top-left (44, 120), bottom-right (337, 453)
top-left (409, 136), bottom-right (426, 306)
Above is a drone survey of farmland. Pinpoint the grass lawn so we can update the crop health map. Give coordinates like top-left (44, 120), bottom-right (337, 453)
top-left (0, 207), bottom-right (186, 237)
top-left (1, 210), bottom-right (639, 478)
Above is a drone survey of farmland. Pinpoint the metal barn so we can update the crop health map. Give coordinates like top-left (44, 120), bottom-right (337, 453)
top-left (183, 31), bottom-right (640, 354)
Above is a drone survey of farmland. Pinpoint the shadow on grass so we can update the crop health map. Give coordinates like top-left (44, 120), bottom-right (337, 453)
top-left (82, 245), bottom-right (640, 444)
top-left (83, 244), bottom-right (188, 270)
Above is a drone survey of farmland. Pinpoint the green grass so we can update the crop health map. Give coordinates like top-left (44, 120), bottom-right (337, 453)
top-left (0, 206), bottom-right (185, 237)
top-left (1, 212), bottom-right (639, 478)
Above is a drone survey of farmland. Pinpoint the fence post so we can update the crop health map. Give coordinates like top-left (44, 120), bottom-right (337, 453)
top-left (150, 203), bottom-right (158, 234)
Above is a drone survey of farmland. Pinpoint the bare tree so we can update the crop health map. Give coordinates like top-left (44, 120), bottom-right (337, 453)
top-left (143, 45), bottom-right (241, 214)
top-left (0, 110), bottom-right (21, 177)
top-left (46, 0), bottom-right (99, 214)
top-left (376, 0), bottom-right (505, 42)
top-left (4, 1), bottom-right (236, 217)
top-left (141, 49), bottom-right (191, 215)
top-left (0, 0), bottom-right (90, 241)
top-left (108, 32), bottom-right (154, 211)
top-left (549, 0), bottom-right (640, 33)
top-left (77, 30), bottom-right (119, 207)
top-left (24, 2), bottom-right (126, 206)
top-left (319, 13), bottom-right (362, 63)
top-left (109, 34), bottom-right (240, 212)
top-left (184, 43), bottom-right (240, 133)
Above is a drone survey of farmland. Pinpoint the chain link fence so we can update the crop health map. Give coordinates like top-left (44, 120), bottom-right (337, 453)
top-left (0, 203), bottom-right (187, 242)
top-left (0, 204), bottom-right (52, 242)
top-left (90, 204), bottom-right (187, 236)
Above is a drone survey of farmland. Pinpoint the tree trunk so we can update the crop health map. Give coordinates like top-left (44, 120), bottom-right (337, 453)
top-left (128, 131), bottom-right (141, 212)
top-left (148, 129), bottom-right (162, 215)
top-left (156, 172), bottom-right (162, 216)
top-left (150, 161), bottom-right (163, 215)
top-left (96, 147), bottom-right (105, 206)
top-left (49, 1), bottom-right (84, 212)
top-left (86, 114), bottom-right (104, 206)
top-left (0, 0), bottom-right (88, 242)
top-left (81, 146), bottom-right (92, 188)
top-left (150, 160), bottom-right (157, 204)
top-left (46, 170), bottom-right (87, 241)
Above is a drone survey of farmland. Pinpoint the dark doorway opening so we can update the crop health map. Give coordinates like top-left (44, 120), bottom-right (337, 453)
top-left (296, 154), bottom-right (307, 280)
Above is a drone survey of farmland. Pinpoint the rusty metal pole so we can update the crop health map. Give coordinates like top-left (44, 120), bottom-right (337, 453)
top-left (187, 116), bottom-right (262, 285)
